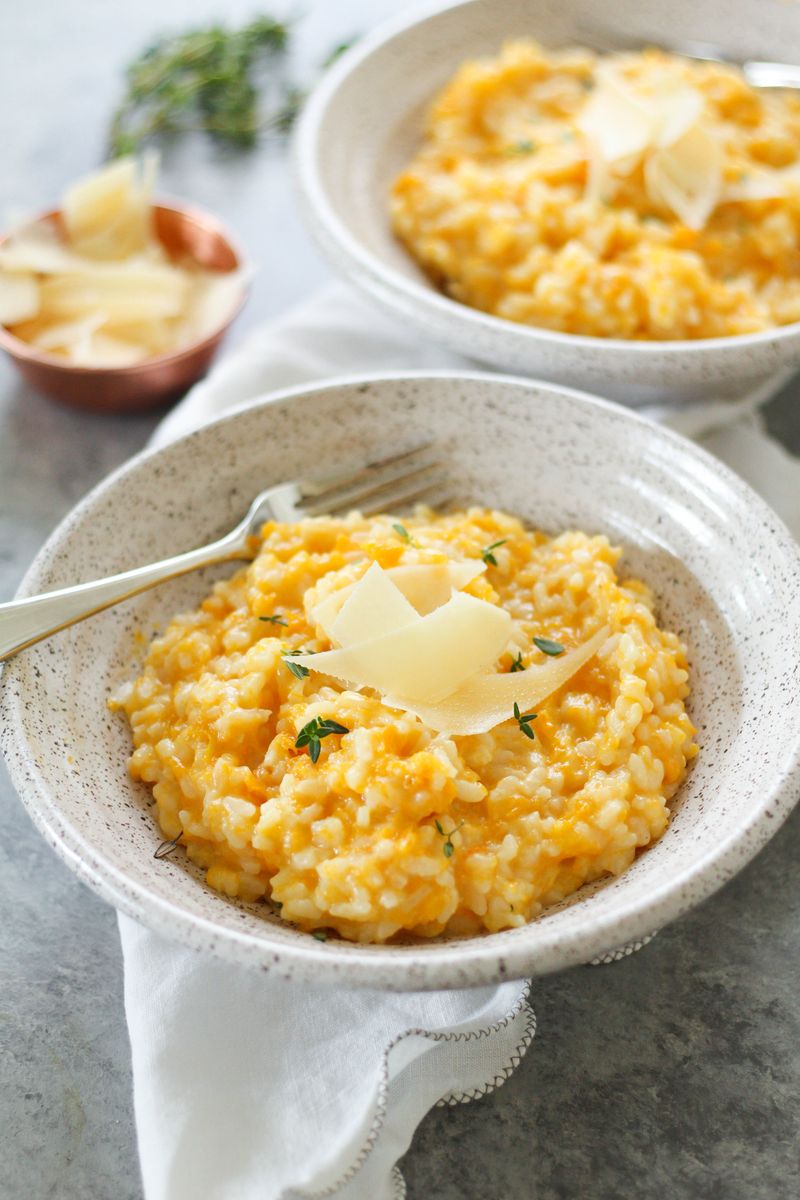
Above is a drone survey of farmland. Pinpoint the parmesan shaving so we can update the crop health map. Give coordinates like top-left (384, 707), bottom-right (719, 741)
top-left (0, 272), bottom-right (39, 325)
top-left (330, 562), bottom-right (419, 647)
top-left (0, 225), bottom-right (93, 275)
top-left (652, 84), bottom-right (703, 149)
top-left (38, 265), bottom-right (189, 321)
top-left (577, 73), bottom-right (654, 163)
top-left (311, 560), bottom-right (486, 641)
top-left (29, 313), bottom-right (105, 352)
top-left (62, 155), bottom-right (154, 261)
top-left (578, 69), bottom-right (722, 227)
top-left (645, 124), bottom-right (722, 231)
top-left (721, 168), bottom-right (800, 203)
top-left (294, 592), bottom-right (512, 705)
top-left (383, 560), bottom-right (485, 616)
top-left (71, 332), bottom-right (149, 368)
top-left (310, 589), bottom-right (351, 641)
top-left (385, 626), bottom-right (610, 735)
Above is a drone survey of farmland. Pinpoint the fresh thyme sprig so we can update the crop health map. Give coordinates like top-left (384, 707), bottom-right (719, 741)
top-left (533, 636), bottom-right (565, 657)
top-left (259, 614), bottom-right (288, 627)
top-left (513, 701), bottom-right (538, 740)
top-left (434, 818), bottom-right (465, 858)
top-left (283, 659), bottom-right (309, 680)
top-left (108, 18), bottom-right (294, 156)
top-left (107, 18), bottom-right (355, 157)
top-left (480, 539), bottom-right (507, 567)
top-left (295, 716), bottom-right (349, 763)
top-left (282, 648), bottom-right (312, 679)
top-left (392, 522), bottom-right (412, 542)
top-left (510, 651), bottom-right (525, 673)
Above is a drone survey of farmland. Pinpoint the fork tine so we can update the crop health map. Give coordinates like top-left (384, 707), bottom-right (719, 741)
top-left (297, 445), bottom-right (436, 504)
top-left (353, 478), bottom-right (451, 519)
top-left (576, 22), bottom-right (729, 64)
top-left (299, 457), bottom-right (444, 518)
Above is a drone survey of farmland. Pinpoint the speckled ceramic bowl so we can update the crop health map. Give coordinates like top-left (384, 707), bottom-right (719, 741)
top-left (294, 0), bottom-right (800, 405)
top-left (2, 372), bottom-right (800, 989)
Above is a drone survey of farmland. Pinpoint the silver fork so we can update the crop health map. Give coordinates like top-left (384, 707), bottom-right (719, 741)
top-left (0, 445), bottom-right (447, 662)
top-left (577, 24), bottom-right (800, 90)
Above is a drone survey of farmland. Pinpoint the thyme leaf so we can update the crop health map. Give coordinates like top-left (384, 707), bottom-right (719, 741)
top-left (434, 818), bottom-right (465, 857)
top-left (513, 701), bottom-right (538, 740)
top-left (281, 649), bottom-right (310, 679)
top-left (107, 18), bottom-right (355, 157)
top-left (259, 614), bottom-right (288, 626)
top-left (285, 659), bottom-right (309, 679)
top-left (108, 17), bottom-right (294, 157)
top-left (480, 539), bottom-right (507, 567)
top-left (510, 651), bottom-right (525, 673)
top-left (533, 636), bottom-right (565, 657)
top-left (295, 716), bottom-right (349, 762)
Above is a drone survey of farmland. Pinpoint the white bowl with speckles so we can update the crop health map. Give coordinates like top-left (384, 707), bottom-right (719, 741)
top-left (294, 0), bottom-right (800, 405)
top-left (2, 372), bottom-right (800, 989)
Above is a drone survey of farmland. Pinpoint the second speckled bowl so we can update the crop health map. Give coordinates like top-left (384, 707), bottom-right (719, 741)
top-left (294, 0), bottom-right (800, 405)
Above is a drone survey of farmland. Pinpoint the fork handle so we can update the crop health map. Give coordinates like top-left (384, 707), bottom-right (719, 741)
top-left (0, 531), bottom-right (248, 663)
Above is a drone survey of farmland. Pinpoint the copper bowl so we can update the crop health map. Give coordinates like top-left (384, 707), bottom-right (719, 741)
top-left (0, 202), bottom-right (249, 413)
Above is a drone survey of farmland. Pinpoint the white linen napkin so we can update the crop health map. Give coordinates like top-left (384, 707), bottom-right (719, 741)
top-left (119, 282), bottom-right (800, 1200)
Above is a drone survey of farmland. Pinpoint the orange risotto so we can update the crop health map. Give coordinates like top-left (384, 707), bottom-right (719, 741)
top-left (111, 508), bottom-right (697, 943)
top-left (390, 40), bottom-right (800, 339)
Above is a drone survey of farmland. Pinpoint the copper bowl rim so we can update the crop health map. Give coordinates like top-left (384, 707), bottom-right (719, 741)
top-left (0, 198), bottom-right (251, 375)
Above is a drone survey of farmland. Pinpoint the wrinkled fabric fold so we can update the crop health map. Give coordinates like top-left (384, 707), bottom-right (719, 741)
top-left (119, 914), bottom-right (533, 1200)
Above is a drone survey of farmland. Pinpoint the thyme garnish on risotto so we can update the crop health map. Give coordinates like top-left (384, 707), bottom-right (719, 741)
top-left (282, 649), bottom-right (310, 679)
top-left (435, 819), bottom-right (465, 858)
top-left (295, 716), bottom-right (349, 763)
top-left (513, 702), bottom-right (538, 740)
top-left (259, 614), bottom-right (288, 626)
top-left (480, 539), bottom-right (507, 566)
top-left (510, 651), bottom-right (525, 673)
top-left (533, 636), bottom-right (565, 657)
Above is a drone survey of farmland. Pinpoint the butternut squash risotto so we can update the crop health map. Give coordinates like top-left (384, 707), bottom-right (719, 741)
top-left (110, 509), bottom-right (697, 943)
top-left (390, 41), bottom-right (800, 339)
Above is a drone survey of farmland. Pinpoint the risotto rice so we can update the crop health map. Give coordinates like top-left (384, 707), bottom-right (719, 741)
top-left (390, 40), bottom-right (800, 339)
top-left (111, 509), bottom-right (697, 943)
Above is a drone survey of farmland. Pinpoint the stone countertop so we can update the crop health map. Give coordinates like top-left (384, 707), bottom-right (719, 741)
top-left (1, 3), bottom-right (798, 1198)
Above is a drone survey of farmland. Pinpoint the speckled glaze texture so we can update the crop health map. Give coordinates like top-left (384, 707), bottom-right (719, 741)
top-left (294, 0), bottom-right (800, 405)
top-left (2, 372), bottom-right (800, 989)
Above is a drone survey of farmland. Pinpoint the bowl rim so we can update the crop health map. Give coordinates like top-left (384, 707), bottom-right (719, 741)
top-left (0, 197), bottom-right (251, 375)
top-left (294, 0), bottom-right (800, 358)
top-left (3, 367), bottom-right (800, 989)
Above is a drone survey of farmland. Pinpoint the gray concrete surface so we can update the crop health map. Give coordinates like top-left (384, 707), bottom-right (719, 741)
top-left (1, 2), bottom-right (798, 1197)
